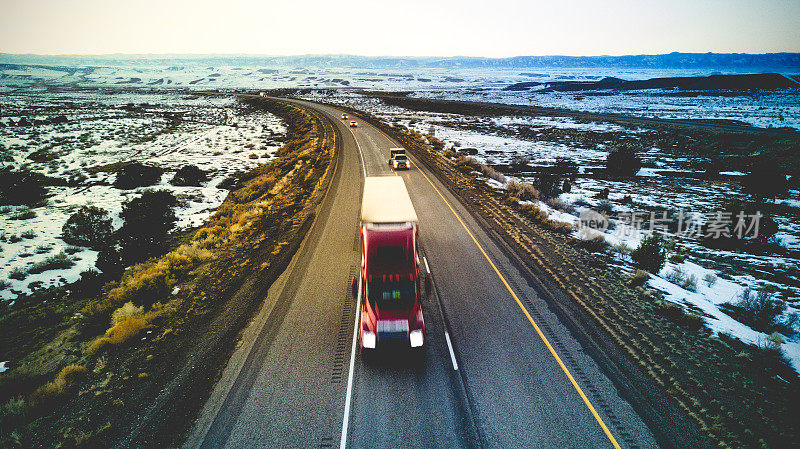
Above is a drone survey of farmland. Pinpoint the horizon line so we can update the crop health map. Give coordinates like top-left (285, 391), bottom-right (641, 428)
top-left (2, 51), bottom-right (800, 59)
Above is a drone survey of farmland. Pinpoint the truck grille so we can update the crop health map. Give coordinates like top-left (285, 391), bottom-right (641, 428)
top-left (377, 319), bottom-right (409, 340)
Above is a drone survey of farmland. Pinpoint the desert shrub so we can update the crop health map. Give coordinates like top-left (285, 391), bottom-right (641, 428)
top-left (170, 165), bottom-right (208, 186)
top-left (0, 168), bottom-right (49, 206)
top-left (578, 235), bottom-right (609, 253)
top-left (507, 180), bottom-right (540, 202)
top-left (62, 205), bottom-right (113, 249)
top-left (655, 302), bottom-right (705, 330)
top-left (0, 395), bottom-right (25, 431)
top-left (27, 148), bottom-right (57, 163)
top-left (703, 273), bottom-right (717, 287)
top-left (546, 197), bottom-right (571, 212)
top-left (95, 246), bottom-right (124, 278)
top-left (106, 241), bottom-right (210, 309)
top-left (547, 221), bottom-right (575, 234)
top-left (553, 157), bottom-right (578, 177)
top-left (479, 164), bottom-right (506, 184)
top-left (27, 252), bottom-right (74, 274)
top-left (532, 171), bottom-right (562, 198)
top-left (631, 233), bottom-right (666, 273)
top-left (606, 148), bottom-right (641, 176)
top-left (20, 230), bottom-right (36, 239)
top-left (596, 200), bottom-right (614, 215)
top-left (113, 162), bottom-right (163, 189)
top-left (454, 156), bottom-right (479, 173)
top-left (8, 268), bottom-right (26, 281)
top-left (742, 157), bottom-right (787, 197)
top-left (665, 266), bottom-right (698, 292)
top-left (726, 288), bottom-right (787, 332)
top-left (628, 269), bottom-right (650, 287)
top-left (87, 315), bottom-right (146, 354)
top-left (111, 301), bottom-right (144, 326)
top-left (510, 155), bottom-right (531, 167)
top-left (118, 190), bottom-right (177, 265)
top-left (613, 242), bottom-right (632, 255)
top-left (27, 365), bottom-right (87, 414)
top-left (108, 263), bottom-right (172, 309)
top-left (669, 253), bottom-right (686, 263)
top-left (428, 136), bottom-right (445, 152)
top-left (9, 209), bottom-right (36, 220)
top-left (518, 202), bottom-right (548, 223)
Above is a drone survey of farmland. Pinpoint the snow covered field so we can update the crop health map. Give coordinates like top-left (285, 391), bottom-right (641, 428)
top-left (0, 90), bottom-right (285, 300)
top-left (2, 61), bottom-right (798, 129)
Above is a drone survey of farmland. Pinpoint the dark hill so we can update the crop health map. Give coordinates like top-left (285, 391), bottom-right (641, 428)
top-left (505, 73), bottom-right (800, 92)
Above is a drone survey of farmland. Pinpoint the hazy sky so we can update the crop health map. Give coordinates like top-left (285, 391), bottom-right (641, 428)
top-left (1, 0), bottom-right (798, 56)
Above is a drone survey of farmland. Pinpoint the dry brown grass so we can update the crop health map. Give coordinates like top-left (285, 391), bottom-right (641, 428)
top-left (27, 365), bottom-right (87, 414)
top-left (87, 302), bottom-right (147, 355)
top-left (518, 202), bottom-right (549, 223)
top-left (507, 179), bottom-right (540, 202)
top-left (628, 269), bottom-right (651, 287)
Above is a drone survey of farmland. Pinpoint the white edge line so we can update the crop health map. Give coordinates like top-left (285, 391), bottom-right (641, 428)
top-left (349, 122), bottom-right (367, 179)
top-left (423, 256), bottom-right (430, 274)
top-left (444, 331), bottom-right (459, 371)
top-left (339, 278), bottom-right (361, 449)
top-left (340, 106), bottom-right (367, 449)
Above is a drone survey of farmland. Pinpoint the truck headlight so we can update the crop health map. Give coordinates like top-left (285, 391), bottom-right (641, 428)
top-left (409, 329), bottom-right (424, 348)
top-left (362, 330), bottom-right (376, 349)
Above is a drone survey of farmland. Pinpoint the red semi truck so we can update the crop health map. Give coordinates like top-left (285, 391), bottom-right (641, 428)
top-left (355, 176), bottom-right (426, 350)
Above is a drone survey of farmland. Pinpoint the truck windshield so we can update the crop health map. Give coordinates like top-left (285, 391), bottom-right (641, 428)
top-left (367, 279), bottom-right (416, 309)
top-left (394, 154), bottom-right (407, 160)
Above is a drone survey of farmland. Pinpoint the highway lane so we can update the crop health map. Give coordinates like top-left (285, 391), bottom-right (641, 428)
top-left (187, 98), bottom-right (661, 449)
top-left (185, 102), bottom-right (363, 448)
top-left (314, 102), bottom-right (660, 449)
top-left (341, 116), bottom-right (482, 449)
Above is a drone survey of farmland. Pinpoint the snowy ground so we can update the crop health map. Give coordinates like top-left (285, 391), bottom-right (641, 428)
top-left (1, 62), bottom-right (798, 129)
top-left (0, 90), bottom-right (285, 300)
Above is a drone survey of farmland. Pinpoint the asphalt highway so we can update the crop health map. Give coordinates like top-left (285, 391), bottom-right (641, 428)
top-left (184, 99), bottom-right (660, 449)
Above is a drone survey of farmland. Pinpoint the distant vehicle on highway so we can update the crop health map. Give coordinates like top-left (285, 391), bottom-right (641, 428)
top-left (341, 113), bottom-right (348, 120)
top-left (389, 147), bottom-right (409, 170)
top-left (350, 121), bottom-right (358, 127)
top-left (354, 177), bottom-right (427, 351)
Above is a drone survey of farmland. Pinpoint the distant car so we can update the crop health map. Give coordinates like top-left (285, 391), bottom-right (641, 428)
top-left (341, 114), bottom-right (348, 120)
top-left (391, 153), bottom-right (409, 170)
top-left (350, 121), bottom-right (358, 127)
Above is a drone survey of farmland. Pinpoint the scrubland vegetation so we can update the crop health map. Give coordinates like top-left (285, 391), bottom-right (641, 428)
top-left (0, 96), bottom-right (336, 448)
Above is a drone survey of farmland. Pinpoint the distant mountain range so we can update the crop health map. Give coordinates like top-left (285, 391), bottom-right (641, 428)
top-left (1, 52), bottom-right (799, 70)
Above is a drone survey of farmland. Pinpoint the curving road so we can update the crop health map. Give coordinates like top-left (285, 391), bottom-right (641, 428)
top-left (184, 98), bottom-right (660, 449)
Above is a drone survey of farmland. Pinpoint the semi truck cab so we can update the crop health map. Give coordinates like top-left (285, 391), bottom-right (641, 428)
top-left (356, 177), bottom-right (425, 350)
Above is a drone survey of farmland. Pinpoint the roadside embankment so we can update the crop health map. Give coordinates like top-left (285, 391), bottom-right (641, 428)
top-left (0, 97), bottom-right (340, 448)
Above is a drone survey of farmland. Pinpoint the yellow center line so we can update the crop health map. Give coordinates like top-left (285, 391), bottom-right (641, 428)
top-left (411, 159), bottom-right (622, 449)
